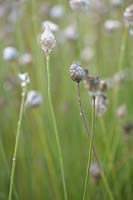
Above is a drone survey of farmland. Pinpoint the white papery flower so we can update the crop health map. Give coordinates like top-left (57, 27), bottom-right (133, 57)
top-left (25, 90), bottom-right (43, 108)
top-left (3, 46), bottom-right (18, 61)
top-left (40, 25), bottom-right (56, 55)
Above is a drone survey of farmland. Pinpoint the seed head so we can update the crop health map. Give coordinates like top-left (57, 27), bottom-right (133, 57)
top-left (83, 75), bottom-right (100, 96)
top-left (69, 61), bottom-right (85, 83)
top-left (3, 46), bottom-right (18, 61)
top-left (124, 4), bottom-right (133, 27)
top-left (69, 0), bottom-right (90, 12)
top-left (25, 90), bottom-right (43, 108)
top-left (18, 72), bottom-right (30, 87)
top-left (95, 93), bottom-right (108, 117)
top-left (90, 162), bottom-right (101, 184)
top-left (40, 24), bottom-right (56, 55)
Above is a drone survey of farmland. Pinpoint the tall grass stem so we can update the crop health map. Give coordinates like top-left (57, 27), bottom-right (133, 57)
top-left (8, 86), bottom-right (26, 200)
top-left (46, 55), bottom-right (67, 200)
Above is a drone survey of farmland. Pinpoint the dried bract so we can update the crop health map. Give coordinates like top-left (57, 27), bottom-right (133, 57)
top-left (69, 61), bottom-right (85, 82)
top-left (25, 90), bottom-right (43, 108)
top-left (40, 25), bottom-right (56, 55)
top-left (95, 93), bottom-right (108, 117)
top-left (124, 4), bottom-right (133, 27)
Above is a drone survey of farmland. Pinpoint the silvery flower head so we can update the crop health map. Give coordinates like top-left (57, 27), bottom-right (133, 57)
top-left (124, 4), bottom-right (133, 28)
top-left (18, 72), bottom-right (30, 87)
top-left (18, 53), bottom-right (32, 66)
top-left (95, 93), bottom-right (108, 117)
top-left (25, 90), bottom-right (43, 108)
top-left (69, 0), bottom-right (90, 12)
top-left (3, 46), bottom-right (18, 61)
top-left (104, 19), bottom-right (121, 33)
top-left (40, 24), bottom-right (56, 55)
top-left (69, 61), bottom-right (85, 83)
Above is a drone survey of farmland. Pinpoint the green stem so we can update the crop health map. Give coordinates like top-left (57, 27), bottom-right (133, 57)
top-left (8, 86), bottom-right (26, 200)
top-left (82, 96), bottom-right (95, 200)
top-left (77, 83), bottom-right (114, 200)
top-left (46, 55), bottom-right (67, 200)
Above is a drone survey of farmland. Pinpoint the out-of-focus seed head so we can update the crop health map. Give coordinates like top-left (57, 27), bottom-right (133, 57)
top-left (104, 19), bottom-right (121, 33)
top-left (99, 80), bottom-right (108, 92)
top-left (110, 0), bottom-right (123, 7)
top-left (42, 21), bottom-right (59, 32)
top-left (124, 4), bottom-right (133, 28)
top-left (95, 93), bottom-right (108, 117)
top-left (18, 53), bottom-right (32, 66)
top-left (25, 90), bottom-right (43, 108)
top-left (64, 24), bottom-right (78, 41)
top-left (49, 5), bottom-right (65, 19)
top-left (69, 61), bottom-right (85, 83)
top-left (69, 0), bottom-right (90, 12)
top-left (90, 162), bottom-right (101, 184)
top-left (3, 46), bottom-right (18, 61)
top-left (40, 25), bottom-right (56, 55)
top-left (83, 76), bottom-right (100, 96)
top-left (18, 72), bottom-right (30, 88)
top-left (116, 104), bottom-right (127, 120)
top-left (123, 122), bottom-right (133, 136)
top-left (80, 46), bottom-right (94, 62)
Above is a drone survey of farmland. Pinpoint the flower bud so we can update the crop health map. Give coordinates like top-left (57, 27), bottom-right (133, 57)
top-left (69, 61), bottom-right (85, 83)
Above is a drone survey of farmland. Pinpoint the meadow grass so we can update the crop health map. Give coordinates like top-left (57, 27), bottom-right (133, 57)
top-left (0, 0), bottom-right (133, 200)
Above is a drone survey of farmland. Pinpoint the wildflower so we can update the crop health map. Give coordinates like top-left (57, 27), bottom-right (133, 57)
top-left (42, 21), bottom-right (59, 32)
top-left (25, 90), bottom-right (43, 108)
top-left (90, 162), bottom-right (101, 184)
top-left (18, 72), bottom-right (30, 88)
top-left (3, 46), bottom-right (18, 61)
top-left (69, 61), bottom-right (85, 82)
top-left (69, 0), bottom-right (90, 12)
top-left (116, 104), bottom-right (127, 120)
top-left (40, 25), bottom-right (56, 55)
top-left (110, 0), bottom-right (123, 6)
top-left (18, 53), bottom-right (32, 66)
top-left (83, 75), bottom-right (100, 96)
top-left (124, 4), bottom-right (133, 27)
top-left (104, 19), bottom-right (121, 33)
top-left (95, 93), bottom-right (108, 117)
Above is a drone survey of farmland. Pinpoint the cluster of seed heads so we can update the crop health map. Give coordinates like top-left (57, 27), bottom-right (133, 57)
top-left (69, 61), bottom-right (108, 117)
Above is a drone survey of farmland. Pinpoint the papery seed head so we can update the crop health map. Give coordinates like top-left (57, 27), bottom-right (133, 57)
top-left (95, 93), bottom-right (108, 117)
top-left (124, 4), bottom-right (133, 27)
top-left (18, 72), bottom-right (30, 87)
top-left (40, 24), bottom-right (56, 55)
top-left (69, 61), bottom-right (85, 83)
top-left (25, 90), bottom-right (43, 108)
top-left (116, 104), bottom-right (127, 119)
top-left (90, 162), bottom-right (101, 184)
top-left (69, 0), bottom-right (90, 12)
top-left (83, 76), bottom-right (100, 96)
top-left (3, 46), bottom-right (18, 61)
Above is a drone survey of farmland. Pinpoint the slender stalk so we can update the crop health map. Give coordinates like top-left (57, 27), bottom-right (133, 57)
top-left (46, 55), bottom-right (67, 200)
top-left (8, 86), bottom-right (26, 200)
top-left (82, 96), bottom-right (95, 200)
top-left (77, 83), bottom-right (114, 200)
